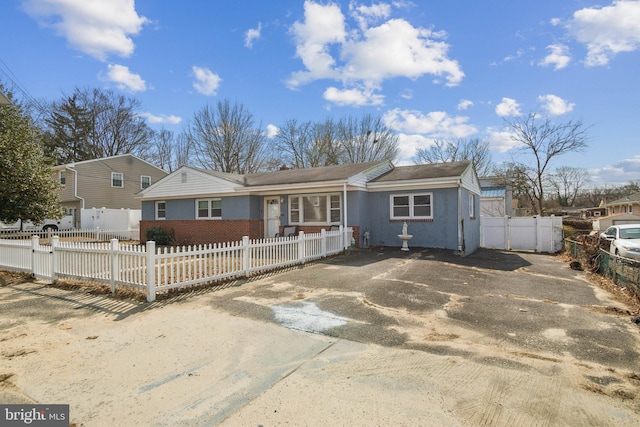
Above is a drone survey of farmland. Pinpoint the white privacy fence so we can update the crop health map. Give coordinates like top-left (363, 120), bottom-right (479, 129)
top-left (0, 227), bottom-right (352, 302)
top-left (0, 227), bottom-right (139, 241)
top-left (480, 215), bottom-right (564, 253)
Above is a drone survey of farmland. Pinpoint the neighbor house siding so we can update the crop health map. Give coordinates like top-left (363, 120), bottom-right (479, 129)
top-left (61, 156), bottom-right (167, 210)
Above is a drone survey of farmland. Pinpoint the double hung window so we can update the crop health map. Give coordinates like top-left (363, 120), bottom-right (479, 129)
top-left (390, 193), bottom-right (433, 220)
top-left (196, 199), bottom-right (222, 219)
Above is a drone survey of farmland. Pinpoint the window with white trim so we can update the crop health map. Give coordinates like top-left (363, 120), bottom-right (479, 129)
top-left (196, 198), bottom-right (222, 219)
top-left (155, 201), bottom-right (166, 220)
top-left (390, 193), bottom-right (432, 219)
top-left (59, 170), bottom-right (66, 186)
top-left (141, 175), bottom-right (151, 189)
top-left (289, 194), bottom-right (341, 225)
top-left (111, 172), bottom-right (124, 188)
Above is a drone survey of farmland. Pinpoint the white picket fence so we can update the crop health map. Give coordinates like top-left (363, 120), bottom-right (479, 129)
top-left (0, 227), bottom-right (352, 302)
top-left (480, 215), bottom-right (564, 253)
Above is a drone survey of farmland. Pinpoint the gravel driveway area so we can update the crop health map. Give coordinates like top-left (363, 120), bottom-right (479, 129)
top-left (1, 247), bottom-right (640, 426)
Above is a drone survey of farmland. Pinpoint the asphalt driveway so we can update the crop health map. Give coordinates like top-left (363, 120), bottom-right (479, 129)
top-left (206, 247), bottom-right (640, 370)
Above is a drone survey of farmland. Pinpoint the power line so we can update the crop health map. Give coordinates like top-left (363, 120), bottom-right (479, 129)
top-left (0, 57), bottom-right (49, 115)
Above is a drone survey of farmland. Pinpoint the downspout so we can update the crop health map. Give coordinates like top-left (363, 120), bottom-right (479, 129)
top-left (343, 183), bottom-right (348, 249)
top-left (72, 166), bottom-right (85, 228)
top-left (457, 179), bottom-right (463, 252)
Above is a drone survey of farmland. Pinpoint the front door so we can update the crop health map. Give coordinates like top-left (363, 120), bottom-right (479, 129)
top-left (265, 197), bottom-right (280, 238)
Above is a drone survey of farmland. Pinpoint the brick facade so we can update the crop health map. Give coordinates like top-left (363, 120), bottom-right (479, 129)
top-left (141, 219), bottom-right (263, 245)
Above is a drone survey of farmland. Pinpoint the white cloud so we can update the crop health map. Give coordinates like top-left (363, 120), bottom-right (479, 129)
top-left (400, 89), bottom-right (413, 99)
top-left (457, 99), bottom-right (473, 110)
top-left (104, 64), bottom-right (146, 92)
top-left (539, 44), bottom-right (571, 70)
top-left (288, 1), bottom-right (464, 105)
top-left (192, 66), bottom-right (222, 96)
top-left (323, 86), bottom-right (384, 106)
top-left (589, 155), bottom-right (640, 185)
top-left (395, 133), bottom-right (436, 162)
top-left (266, 124), bottom-right (279, 138)
top-left (538, 94), bottom-right (575, 116)
top-left (503, 49), bottom-right (524, 62)
top-left (495, 97), bottom-right (521, 117)
top-left (139, 112), bottom-right (182, 125)
top-left (349, 1), bottom-right (392, 30)
top-left (567, 0), bottom-right (640, 66)
top-left (288, 1), bottom-right (346, 88)
top-left (23, 0), bottom-right (148, 61)
top-left (486, 126), bottom-right (519, 153)
top-left (245, 23), bottom-right (262, 48)
top-left (383, 108), bottom-right (476, 138)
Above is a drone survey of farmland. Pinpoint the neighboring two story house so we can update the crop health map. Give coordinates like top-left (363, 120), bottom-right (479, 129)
top-left (137, 160), bottom-right (481, 255)
top-left (52, 154), bottom-right (168, 228)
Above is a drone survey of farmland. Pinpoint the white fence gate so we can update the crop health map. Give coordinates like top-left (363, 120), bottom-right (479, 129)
top-left (480, 215), bottom-right (563, 253)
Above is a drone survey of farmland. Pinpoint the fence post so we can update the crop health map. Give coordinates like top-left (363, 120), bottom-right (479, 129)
top-left (298, 231), bottom-right (306, 264)
top-left (321, 229), bottom-right (327, 258)
top-left (31, 235), bottom-right (39, 276)
top-left (110, 238), bottom-right (119, 294)
top-left (146, 240), bottom-right (156, 302)
top-left (340, 225), bottom-right (345, 250)
top-left (50, 235), bottom-right (59, 282)
top-left (243, 236), bottom-right (250, 277)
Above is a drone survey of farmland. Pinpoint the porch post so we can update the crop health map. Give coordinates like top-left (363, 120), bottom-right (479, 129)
top-left (343, 183), bottom-right (348, 249)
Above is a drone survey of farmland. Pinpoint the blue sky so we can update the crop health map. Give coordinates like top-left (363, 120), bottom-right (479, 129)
top-left (1, 0), bottom-right (639, 186)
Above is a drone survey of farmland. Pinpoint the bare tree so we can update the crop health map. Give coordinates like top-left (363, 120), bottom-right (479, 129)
top-left (336, 114), bottom-right (398, 164)
top-left (44, 87), bottom-right (153, 163)
top-left (548, 166), bottom-right (590, 207)
top-left (273, 117), bottom-right (340, 168)
top-left (186, 100), bottom-right (268, 173)
top-left (413, 137), bottom-right (492, 176)
top-left (272, 119), bottom-right (313, 168)
top-left (507, 113), bottom-right (589, 215)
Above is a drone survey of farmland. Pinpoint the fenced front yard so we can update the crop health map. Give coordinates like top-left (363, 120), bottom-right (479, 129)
top-left (0, 227), bottom-right (352, 302)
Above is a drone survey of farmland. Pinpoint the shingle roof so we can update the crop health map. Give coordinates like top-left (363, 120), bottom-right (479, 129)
top-left (243, 161), bottom-right (385, 186)
top-left (372, 161), bottom-right (470, 182)
top-left (607, 192), bottom-right (640, 206)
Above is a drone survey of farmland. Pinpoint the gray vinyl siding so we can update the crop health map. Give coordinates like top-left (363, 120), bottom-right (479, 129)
top-left (223, 195), bottom-right (261, 220)
top-left (366, 188), bottom-right (459, 249)
top-left (143, 195), bottom-right (261, 221)
top-left (461, 189), bottom-right (480, 255)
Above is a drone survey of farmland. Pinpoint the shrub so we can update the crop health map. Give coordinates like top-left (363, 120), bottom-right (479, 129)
top-left (145, 227), bottom-right (175, 246)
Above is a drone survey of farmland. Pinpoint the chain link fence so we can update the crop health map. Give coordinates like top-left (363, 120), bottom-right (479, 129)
top-left (565, 238), bottom-right (640, 298)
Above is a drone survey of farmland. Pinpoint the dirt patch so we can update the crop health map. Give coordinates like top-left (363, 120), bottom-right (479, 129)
top-left (0, 271), bottom-right (31, 286)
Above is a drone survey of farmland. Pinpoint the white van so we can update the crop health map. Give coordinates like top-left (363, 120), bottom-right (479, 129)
top-left (0, 214), bottom-right (74, 232)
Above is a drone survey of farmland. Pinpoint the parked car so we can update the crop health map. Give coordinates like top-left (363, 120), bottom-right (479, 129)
top-left (599, 224), bottom-right (640, 260)
top-left (0, 215), bottom-right (74, 232)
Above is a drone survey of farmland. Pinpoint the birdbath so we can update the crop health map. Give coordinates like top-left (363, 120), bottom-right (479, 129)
top-left (398, 222), bottom-right (413, 251)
